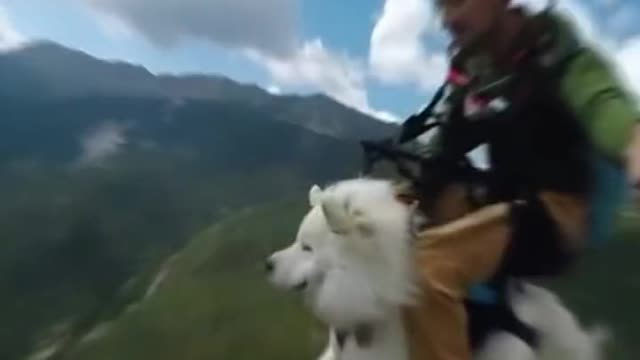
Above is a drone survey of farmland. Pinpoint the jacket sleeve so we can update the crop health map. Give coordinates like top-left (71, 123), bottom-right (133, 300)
top-left (559, 48), bottom-right (640, 164)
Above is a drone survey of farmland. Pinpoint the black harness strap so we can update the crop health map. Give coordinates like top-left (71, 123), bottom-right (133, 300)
top-left (398, 83), bottom-right (447, 144)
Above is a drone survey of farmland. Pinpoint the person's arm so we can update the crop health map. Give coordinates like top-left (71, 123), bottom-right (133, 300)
top-left (559, 47), bottom-right (640, 187)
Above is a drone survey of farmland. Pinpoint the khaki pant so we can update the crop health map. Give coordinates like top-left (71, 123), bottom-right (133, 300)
top-left (400, 185), bottom-right (588, 360)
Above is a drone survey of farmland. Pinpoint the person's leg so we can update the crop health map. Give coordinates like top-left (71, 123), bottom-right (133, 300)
top-left (403, 202), bottom-right (512, 360)
top-left (402, 191), bottom-right (588, 360)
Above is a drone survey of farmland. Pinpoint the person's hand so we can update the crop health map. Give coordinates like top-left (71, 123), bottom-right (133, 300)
top-left (625, 124), bottom-right (640, 190)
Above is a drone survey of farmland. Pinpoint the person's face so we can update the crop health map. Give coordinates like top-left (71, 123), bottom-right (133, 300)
top-left (437, 0), bottom-right (509, 49)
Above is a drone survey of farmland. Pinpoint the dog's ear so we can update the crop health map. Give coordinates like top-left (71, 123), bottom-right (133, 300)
top-left (321, 195), bottom-right (374, 236)
top-left (321, 194), bottom-right (353, 234)
top-left (309, 184), bottom-right (323, 207)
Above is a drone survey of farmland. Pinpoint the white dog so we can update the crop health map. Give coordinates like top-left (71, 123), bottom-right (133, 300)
top-left (266, 177), bottom-right (608, 360)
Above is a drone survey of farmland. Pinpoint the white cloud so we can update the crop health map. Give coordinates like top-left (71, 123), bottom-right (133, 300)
top-left (253, 40), bottom-right (367, 109)
top-left (367, 0), bottom-right (601, 94)
top-left (616, 37), bottom-right (640, 82)
top-left (613, 36), bottom-right (640, 102)
top-left (369, 0), bottom-right (448, 91)
top-left (91, 10), bottom-right (137, 40)
top-left (542, 1), bottom-right (640, 101)
top-left (251, 39), bottom-right (399, 122)
top-left (514, 1), bottom-right (640, 106)
top-left (369, 108), bottom-right (401, 123)
top-left (80, 0), bottom-right (398, 121)
top-left (510, 0), bottom-right (549, 12)
top-left (266, 84), bottom-right (282, 96)
top-left (555, 1), bottom-right (600, 42)
top-left (78, 121), bottom-right (128, 166)
top-left (0, 6), bottom-right (26, 52)
top-left (78, 0), bottom-right (299, 58)
top-left (513, 2), bottom-right (640, 103)
top-left (369, 0), bottom-right (640, 99)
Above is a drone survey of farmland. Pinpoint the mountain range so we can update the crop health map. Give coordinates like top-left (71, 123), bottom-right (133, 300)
top-left (0, 40), bottom-right (397, 141)
top-left (0, 40), bottom-right (399, 360)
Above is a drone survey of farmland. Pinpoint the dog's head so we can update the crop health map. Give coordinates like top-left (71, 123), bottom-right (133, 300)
top-left (266, 178), bottom-right (419, 327)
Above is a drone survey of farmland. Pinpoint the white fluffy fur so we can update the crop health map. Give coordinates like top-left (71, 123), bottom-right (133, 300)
top-left (267, 177), bottom-right (607, 360)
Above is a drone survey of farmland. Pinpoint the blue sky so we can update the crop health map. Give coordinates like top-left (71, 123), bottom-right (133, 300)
top-left (1, 0), bottom-right (640, 122)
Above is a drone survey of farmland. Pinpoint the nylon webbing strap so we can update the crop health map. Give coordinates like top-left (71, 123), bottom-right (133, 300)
top-left (398, 83), bottom-right (447, 144)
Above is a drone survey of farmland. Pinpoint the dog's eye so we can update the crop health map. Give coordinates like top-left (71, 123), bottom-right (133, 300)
top-left (301, 244), bottom-right (313, 252)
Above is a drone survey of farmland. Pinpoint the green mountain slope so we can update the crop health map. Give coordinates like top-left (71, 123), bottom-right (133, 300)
top-left (0, 95), bottom-right (369, 360)
top-left (63, 199), bottom-right (326, 360)
top-left (59, 200), bottom-right (640, 360)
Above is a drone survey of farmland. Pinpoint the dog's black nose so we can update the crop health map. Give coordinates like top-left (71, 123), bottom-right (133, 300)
top-left (265, 259), bottom-right (275, 273)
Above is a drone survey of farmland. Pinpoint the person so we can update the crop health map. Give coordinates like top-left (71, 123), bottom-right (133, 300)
top-left (395, 1), bottom-right (640, 359)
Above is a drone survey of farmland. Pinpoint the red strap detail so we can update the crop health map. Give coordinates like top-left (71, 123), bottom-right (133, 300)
top-left (447, 68), bottom-right (470, 86)
top-left (466, 93), bottom-right (488, 108)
